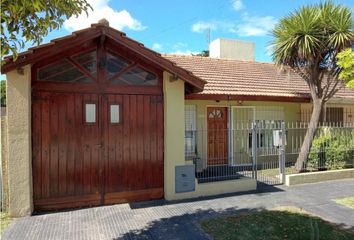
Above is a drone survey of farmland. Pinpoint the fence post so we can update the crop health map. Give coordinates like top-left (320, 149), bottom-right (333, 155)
top-left (252, 122), bottom-right (258, 180)
top-left (280, 121), bottom-right (286, 184)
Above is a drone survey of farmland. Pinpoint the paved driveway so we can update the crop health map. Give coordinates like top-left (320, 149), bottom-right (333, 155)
top-left (2, 179), bottom-right (354, 240)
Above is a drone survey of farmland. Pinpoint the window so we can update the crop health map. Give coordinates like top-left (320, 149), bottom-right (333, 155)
top-left (37, 51), bottom-right (97, 83)
top-left (185, 105), bottom-right (197, 158)
top-left (208, 109), bottom-right (223, 118)
top-left (72, 51), bottom-right (97, 77)
top-left (325, 107), bottom-right (344, 124)
top-left (106, 52), bottom-right (130, 78)
top-left (249, 120), bottom-right (283, 148)
top-left (111, 66), bottom-right (158, 86)
top-left (110, 104), bottom-right (120, 123)
top-left (85, 103), bottom-right (96, 123)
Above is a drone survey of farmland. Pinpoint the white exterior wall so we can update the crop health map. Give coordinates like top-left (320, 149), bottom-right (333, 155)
top-left (209, 38), bottom-right (255, 61)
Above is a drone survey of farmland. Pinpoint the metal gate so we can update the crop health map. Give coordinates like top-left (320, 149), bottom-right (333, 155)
top-left (252, 121), bottom-right (286, 186)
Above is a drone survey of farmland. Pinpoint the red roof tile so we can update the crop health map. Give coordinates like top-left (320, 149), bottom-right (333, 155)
top-left (163, 55), bottom-right (354, 100)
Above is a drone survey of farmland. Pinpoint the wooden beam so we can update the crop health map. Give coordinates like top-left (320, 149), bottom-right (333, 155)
top-left (66, 57), bottom-right (97, 82)
top-left (107, 62), bottom-right (138, 82)
top-left (2, 28), bottom-right (102, 73)
top-left (105, 29), bottom-right (205, 91)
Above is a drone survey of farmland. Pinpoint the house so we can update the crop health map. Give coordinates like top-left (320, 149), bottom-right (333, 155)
top-left (2, 21), bottom-right (354, 217)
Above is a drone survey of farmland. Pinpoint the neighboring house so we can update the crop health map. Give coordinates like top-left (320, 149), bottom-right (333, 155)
top-left (164, 52), bottom-right (354, 166)
top-left (2, 21), bottom-right (354, 217)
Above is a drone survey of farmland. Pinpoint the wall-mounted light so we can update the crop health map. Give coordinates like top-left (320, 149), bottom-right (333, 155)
top-left (169, 74), bottom-right (178, 82)
top-left (237, 100), bottom-right (243, 105)
top-left (16, 67), bottom-right (24, 75)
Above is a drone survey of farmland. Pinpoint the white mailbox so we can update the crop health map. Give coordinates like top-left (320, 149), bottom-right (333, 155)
top-left (273, 130), bottom-right (287, 147)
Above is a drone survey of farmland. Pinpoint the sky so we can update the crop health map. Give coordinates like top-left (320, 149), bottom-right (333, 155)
top-left (1, 0), bottom-right (353, 80)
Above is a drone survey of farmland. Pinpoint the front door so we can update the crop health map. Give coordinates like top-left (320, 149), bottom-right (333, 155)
top-left (207, 107), bottom-right (228, 165)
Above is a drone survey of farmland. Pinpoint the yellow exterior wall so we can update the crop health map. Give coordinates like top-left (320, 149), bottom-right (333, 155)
top-left (186, 100), bottom-right (301, 129)
top-left (163, 72), bottom-right (186, 200)
top-left (285, 169), bottom-right (354, 186)
top-left (185, 100), bottom-right (301, 165)
top-left (6, 65), bottom-right (33, 217)
top-left (163, 73), bottom-right (257, 200)
top-left (171, 177), bottom-right (257, 200)
top-left (301, 103), bottom-right (354, 124)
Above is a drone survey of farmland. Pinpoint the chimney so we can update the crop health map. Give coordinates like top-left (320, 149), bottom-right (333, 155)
top-left (98, 18), bottom-right (109, 27)
top-left (209, 38), bottom-right (255, 61)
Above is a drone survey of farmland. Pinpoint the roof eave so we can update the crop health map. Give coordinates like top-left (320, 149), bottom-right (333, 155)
top-left (1, 25), bottom-right (206, 91)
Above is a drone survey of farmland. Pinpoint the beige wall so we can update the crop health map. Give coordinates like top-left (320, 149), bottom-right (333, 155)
top-left (1, 116), bottom-right (9, 210)
top-left (185, 100), bottom-right (301, 165)
top-left (285, 169), bottom-right (354, 186)
top-left (6, 65), bottom-right (33, 217)
top-left (301, 102), bottom-right (354, 124)
top-left (171, 177), bottom-right (257, 200)
top-left (163, 73), bottom-right (257, 200)
top-left (163, 72), bottom-right (186, 200)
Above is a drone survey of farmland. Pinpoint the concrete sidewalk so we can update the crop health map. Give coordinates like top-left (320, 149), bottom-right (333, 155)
top-left (2, 179), bottom-right (354, 240)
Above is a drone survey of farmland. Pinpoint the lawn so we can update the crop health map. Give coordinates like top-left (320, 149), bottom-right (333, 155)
top-left (200, 207), bottom-right (354, 240)
top-left (335, 196), bottom-right (354, 209)
top-left (0, 212), bottom-right (11, 235)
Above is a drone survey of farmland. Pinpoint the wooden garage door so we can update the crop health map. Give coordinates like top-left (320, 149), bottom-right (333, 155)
top-left (32, 41), bottom-right (164, 210)
top-left (32, 92), bottom-right (163, 210)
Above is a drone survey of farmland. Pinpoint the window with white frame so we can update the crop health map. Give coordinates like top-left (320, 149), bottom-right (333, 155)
top-left (250, 106), bottom-right (284, 149)
top-left (185, 105), bottom-right (197, 159)
top-left (256, 120), bottom-right (283, 148)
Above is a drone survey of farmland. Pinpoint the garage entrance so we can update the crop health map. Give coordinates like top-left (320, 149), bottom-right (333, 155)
top-left (31, 37), bottom-right (164, 210)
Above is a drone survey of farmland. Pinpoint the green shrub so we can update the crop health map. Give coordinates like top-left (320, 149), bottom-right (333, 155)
top-left (308, 128), bottom-right (354, 170)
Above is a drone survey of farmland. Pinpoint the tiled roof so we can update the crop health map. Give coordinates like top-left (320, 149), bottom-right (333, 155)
top-left (163, 54), bottom-right (354, 100)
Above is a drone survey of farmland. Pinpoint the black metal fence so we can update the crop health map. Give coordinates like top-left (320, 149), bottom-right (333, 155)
top-left (185, 122), bottom-right (354, 185)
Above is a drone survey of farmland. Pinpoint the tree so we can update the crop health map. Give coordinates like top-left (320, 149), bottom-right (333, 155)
top-left (193, 50), bottom-right (209, 57)
top-left (0, 80), bottom-right (5, 107)
top-left (270, 1), bottom-right (354, 171)
top-left (1, 0), bottom-right (91, 61)
top-left (337, 48), bottom-right (354, 88)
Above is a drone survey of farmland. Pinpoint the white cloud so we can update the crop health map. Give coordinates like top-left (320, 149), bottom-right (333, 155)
top-left (191, 22), bottom-right (217, 33)
top-left (168, 50), bottom-right (198, 55)
top-left (152, 43), bottom-right (162, 51)
top-left (235, 14), bottom-right (277, 37)
top-left (172, 42), bottom-right (188, 49)
top-left (232, 0), bottom-right (244, 11)
top-left (64, 0), bottom-right (146, 31)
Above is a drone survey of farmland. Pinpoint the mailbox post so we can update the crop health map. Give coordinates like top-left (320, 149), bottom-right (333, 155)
top-left (273, 122), bottom-right (286, 184)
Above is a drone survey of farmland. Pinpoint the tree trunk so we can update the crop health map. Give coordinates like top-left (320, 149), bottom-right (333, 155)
top-left (295, 98), bottom-right (324, 171)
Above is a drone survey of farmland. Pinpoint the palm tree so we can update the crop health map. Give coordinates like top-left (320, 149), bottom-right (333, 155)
top-left (270, 1), bottom-right (353, 171)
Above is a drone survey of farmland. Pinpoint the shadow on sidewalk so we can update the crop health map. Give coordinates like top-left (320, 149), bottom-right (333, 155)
top-left (129, 183), bottom-right (285, 210)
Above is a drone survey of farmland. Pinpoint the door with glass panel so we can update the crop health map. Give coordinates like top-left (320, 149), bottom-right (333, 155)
top-left (207, 107), bottom-right (228, 165)
top-left (101, 94), bottom-right (163, 204)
